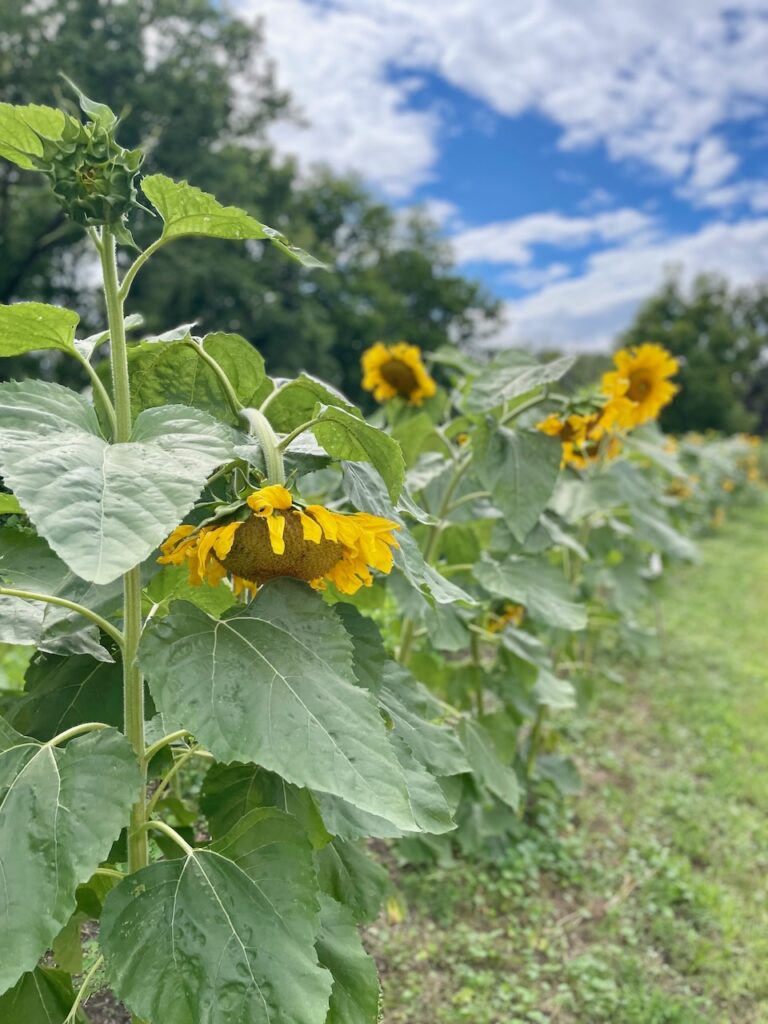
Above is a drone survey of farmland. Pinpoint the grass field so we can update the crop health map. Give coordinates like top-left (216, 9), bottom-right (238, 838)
top-left (370, 502), bottom-right (768, 1023)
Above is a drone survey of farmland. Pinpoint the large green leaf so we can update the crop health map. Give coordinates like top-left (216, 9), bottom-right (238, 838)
top-left (458, 719), bottom-right (520, 810)
top-left (127, 332), bottom-right (272, 425)
top-left (473, 423), bottom-right (562, 542)
top-left (0, 726), bottom-right (139, 993)
top-left (475, 554), bottom-right (587, 631)
top-left (140, 580), bottom-right (424, 831)
top-left (0, 966), bottom-right (81, 1023)
top-left (11, 654), bottom-right (124, 740)
top-left (0, 526), bottom-right (122, 659)
top-left (312, 731), bottom-right (455, 841)
top-left (0, 381), bottom-right (233, 584)
top-left (336, 605), bottom-right (469, 778)
top-left (0, 302), bottom-right (79, 358)
top-left (142, 173), bottom-right (326, 267)
top-left (200, 762), bottom-right (330, 849)
top-left (312, 405), bottom-right (405, 502)
top-left (264, 374), bottom-right (357, 433)
top-left (101, 846), bottom-right (332, 1024)
top-left (211, 807), bottom-right (320, 944)
top-left (0, 102), bottom-right (65, 169)
top-left (316, 895), bottom-right (380, 1024)
top-left (464, 354), bottom-right (575, 413)
top-left (0, 494), bottom-right (23, 515)
top-left (533, 668), bottom-right (577, 711)
top-left (378, 666), bottom-right (470, 778)
top-left (316, 839), bottom-right (389, 926)
top-left (343, 463), bottom-right (472, 606)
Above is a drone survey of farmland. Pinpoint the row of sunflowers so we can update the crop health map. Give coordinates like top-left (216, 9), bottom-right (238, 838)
top-left (0, 87), bottom-right (763, 1024)
top-left (145, 337), bottom-right (761, 863)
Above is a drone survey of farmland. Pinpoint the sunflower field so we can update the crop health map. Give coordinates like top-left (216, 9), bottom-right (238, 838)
top-left (0, 87), bottom-right (763, 1024)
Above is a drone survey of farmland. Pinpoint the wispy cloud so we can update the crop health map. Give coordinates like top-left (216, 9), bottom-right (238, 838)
top-left (489, 218), bottom-right (768, 351)
top-left (452, 210), bottom-right (657, 266)
top-left (249, 0), bottom-right (768, 196)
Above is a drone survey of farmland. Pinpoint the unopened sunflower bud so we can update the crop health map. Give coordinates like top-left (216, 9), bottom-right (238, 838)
top-left (36, 115), bottom-right (143, 235)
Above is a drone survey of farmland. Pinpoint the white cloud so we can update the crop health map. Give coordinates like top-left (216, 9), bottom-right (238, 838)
top-left (688, 136), bottom-right (739, 191)
top-left (504, 262), bottom-right (572, 290)
top-left (452, 209), bottom-right (656, 265)
top-left (485, 218), bottom-right (768, 351)
top-left (245, 0), bottom-right (768, 196)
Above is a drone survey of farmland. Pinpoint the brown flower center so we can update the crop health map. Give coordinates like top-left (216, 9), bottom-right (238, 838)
top-left (220, 510), bottom-right (343, 584)
top-left (380, 358), bottom-right (418, 397)
top-left (559, 421), bottom-right (579, 443)
top-left (627, 370), bottom-right (653, 402)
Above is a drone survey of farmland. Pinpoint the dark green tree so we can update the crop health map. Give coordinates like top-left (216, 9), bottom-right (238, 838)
top-left (618, 273), bottom-right (767, 434)
top-left (0, 0), bottom-right (499, 400)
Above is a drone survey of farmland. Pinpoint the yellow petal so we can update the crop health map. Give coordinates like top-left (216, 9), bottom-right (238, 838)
top-left (298, 509), bottom-right (323, 543)
top-left (247, 484), bottom-right (293, 515)
top-left (266, 513), bottom-right (286, 555)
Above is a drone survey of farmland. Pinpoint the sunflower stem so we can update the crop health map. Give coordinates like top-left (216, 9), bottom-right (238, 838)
top-left (0, 586), bottom-right (124, 647)
top-left (278, 415), bottom-right (324, 453)
top-left (182, 337), bottom-right (243, 420)
top-left (98, 226), bottom-right (148, 876)
top-left (241, 407), bottom-right (286, 485)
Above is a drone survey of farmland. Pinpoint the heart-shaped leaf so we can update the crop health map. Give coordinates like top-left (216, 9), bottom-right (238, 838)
top-left (473, 423), bottom-right (562, 542)
top-left (312, 404), bottom-right (405, 502)
top-left (100, 844), bottom-right (332, 1024)
top-left (0, 725), bottom-right (139, 994)
top-left (0, 302), bottom-right (79, 358)
top-left (0, 381), bottom-right (233, 584)
top-left (140, 579), bottom-right (428, 832)
top-left (142, 174), bottom-right (326, 268)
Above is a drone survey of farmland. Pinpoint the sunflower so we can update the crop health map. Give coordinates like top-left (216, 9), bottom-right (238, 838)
top-left (536, 410), bottom-right (621, 470)
top-left (361, 341), bottom-right (437, 405)
top-left (488, 603), bottom-right (526, 632)
top-left (601, 344), bottom-right (679, 428)
top-left (159, 484), bottom-right (400, 596)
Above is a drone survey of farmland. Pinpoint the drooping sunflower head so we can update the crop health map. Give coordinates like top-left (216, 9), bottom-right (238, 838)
top-left (361, 341), bottom-right (437, 406)
top-left (488, 603), bottom-right (526, 632)
top-left (601, 343), bottom-right (679, 428)
top-left (158, 484), bottom-right (400, 597)
top-left (536, 410), bottom-right (621, 470)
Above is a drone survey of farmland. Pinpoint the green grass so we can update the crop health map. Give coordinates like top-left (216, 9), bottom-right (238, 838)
top-left (369, 502), bottom-right (768, 1023)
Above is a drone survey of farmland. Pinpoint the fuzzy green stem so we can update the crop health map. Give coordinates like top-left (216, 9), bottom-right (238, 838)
top-left (278, 415), bottom-right (324, 453)
top-left (499, 388), bottom-right (550, 427)
top-left (182, 337), bottom-right (243, 419)
top-left (144, 729), bottom-right (191, 763)
top-left (139, 819), bottom-right (195, 857)
top-left (65, 955), bottom-right (104, 1024)
top-left (72, 348), bottom-right (118, 438)
top-left (99, 227), bottom-right (148, 876)
top-left (146, 745), bottom-right (200, 817)
top-left (241, 407), bottom-right (286, 485)
top-left (525, 705), bottom-right (546, 781)
top-left (118, 236), bottom-right (166, 300)
top-left (94, 866), bottom-right (126, 881)
top-left (0, 586), bottom-right (124, 647)
top-left (47, 722), bottom-right (109, 747)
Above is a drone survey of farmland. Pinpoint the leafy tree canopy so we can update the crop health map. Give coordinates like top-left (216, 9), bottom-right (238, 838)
top-left (0, 0), bottom-right (499, 400)
top-left (618, 273), bottom-right (768, 434)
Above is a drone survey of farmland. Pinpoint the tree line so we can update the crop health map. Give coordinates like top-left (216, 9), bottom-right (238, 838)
top-left (1, 0), bottom-right (765, 431)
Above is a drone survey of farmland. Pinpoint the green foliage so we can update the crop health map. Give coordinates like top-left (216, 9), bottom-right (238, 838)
top-left (0, 380), bottom-right (233, 583)
top-left (619, 272), bottom-right (768, 434)
top-left (0, 0), bottom-right (498, 397)
top-left (0, 726), bottom-right (139, 991)
top-left (0, 75), bottom-right (761, 1024)
top-left (101, 844), bottom-right (333, 1024)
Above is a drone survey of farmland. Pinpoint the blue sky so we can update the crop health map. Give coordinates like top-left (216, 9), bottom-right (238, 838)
top-left (248, 0), bottom-right (768, 350)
